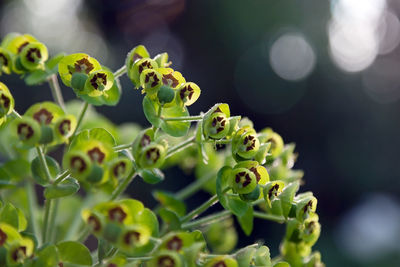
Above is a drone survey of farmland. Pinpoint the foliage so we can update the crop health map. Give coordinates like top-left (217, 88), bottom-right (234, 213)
top-left (0, 32), bottom-right (324, 266)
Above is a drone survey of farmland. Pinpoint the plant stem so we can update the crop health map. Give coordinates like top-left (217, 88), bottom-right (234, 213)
top-left (109, 169), bottom-right (137, 201)
top-left (126, 256), bottom-right (153, 262)
top-left (165, 136), bottom-right (196, 159)
top-left (175, 172), bottom-right (215, 200)
top-left (180, 193), bottom-right (222, 223)
top-left (113, 143), bottom-right (133, 152)
top-left (11, 109), bottom-right (22, 118)
top-left (53, 170), bottom-right (70, 185)
top-left (181, 210), bottom-right (231, 230)
top-left (162, 115), bottom-right (203, 122)
top-left (49, 199), bottom-right (59, 243)
top-left (70, 101), bottom-right (89, 140)
top-left (253, 211), bottom-right (285, 223)
top-left (35, 145), bottom-right (56, 244)
top-left (113, 65), bottom-right (127, 79)
top-left (48, 74), bottom-right (66, 112)
top-left (35, 146), bottom-right (52, 181)
top-left (77, 227), bottom-right (90, 243)
top-left (42, 199), bottom-right (52, 243)
top-left (26, 182), bottom-right (40, 242)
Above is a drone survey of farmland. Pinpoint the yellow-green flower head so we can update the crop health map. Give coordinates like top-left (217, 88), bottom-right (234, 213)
top-left (259, 128), bottom-right (284, 158)
top-left (126, 45), bottom-right (150, 74)
top-left (11, 116), bottom-right (41, 148)
top-left (129, 58), bottom-right (158, 88)
top-left (203, 104), bottom-right (231, 140)
top-left (107, 157), bottom-right (133, 180)
top-left (58, 53), bottom-right (101, 88)
top-left (148, 251), bottom-right (182, 267)
top-left (232, 126), bottom-right (260, 160)
top-left (230, 161), bottom-right (269, 196)
top-left (83, 69), bottom-right (115, 97)
top-left (0, 82), bottom-right (14, 120)
top-left (1, 33), bottom-right (37, 55)
top-left (140, 69), bottom-right (163, 96)
top-left (204, 256), bottom-right (238, 267)
top-left (176, 82), bottom-right (201, 107)
top-left (0, 48), bottom-right (12, 75)
top-left (19, 42), bottom-right (48, 71)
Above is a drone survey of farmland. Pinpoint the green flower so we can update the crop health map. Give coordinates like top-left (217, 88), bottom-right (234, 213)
top-left (203, 104), bottom-right (231, 140)
top-left (128, 58), bottom-right (158, 89)
top-left (0, 82), bottom-right (14, 125)
top-left (18, 41), bottom-right (48, 71)
top-left (232, 126), bottom-right (260, 161)
top-left (204, 256), bottom-right (238, 267)
top-left (58, 53), bottom-right (101, 88)
top-left (230, 161), bottom-right (269, 196)
top-left (0, 48), bottom-right (12, 75)
top-left (176, 82), bottom-right (201, 107)
top-left (11, 116), bottom-right (41, 148)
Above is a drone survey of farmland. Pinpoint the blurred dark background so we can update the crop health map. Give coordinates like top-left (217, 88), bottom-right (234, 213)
top-left (1, 0), bottom-right (400, 265)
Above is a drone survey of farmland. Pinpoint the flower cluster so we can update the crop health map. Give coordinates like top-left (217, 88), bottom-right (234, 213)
top-left (0, 33), bottom-right (324, 267)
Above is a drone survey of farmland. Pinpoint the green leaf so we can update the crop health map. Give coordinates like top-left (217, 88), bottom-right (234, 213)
top-left (216, 166), bottom-right (232, 211)
top-left (235, 245), bottom-right (257, 267)
top-left (273, 262), bottom-right (290, 267)
top-left (45, 53), bottom-right (65, 72)
top-left (31, 155), bottom-right (60, 186)
top-left (153, 190), bottom-right (186, 216)
top-left (139, 168), bottom-right (164, 184)
top-left (237, 205), bottom-right (253, 236)
top-left (25, 69), bottom-right (48, 85)
top-left (227, 197), bottom-right (250, 217)
top-left (1, 158), bottom-right (30, 182)
top-left (44, 177), bottom-right (80, 199)
top-left (101, 78), bottom-right (121, 106)
top-left (56, 241), bottom-right (92, 266)
top-left (279, 182), bottom-right (299, 218)
top-left (34, 244), bottom-right (60, 267)
top-left (158, 208), bottom-right (181, 230)
top-left (0, 203), bottom-right (27, 231)
top-left (142, 96), bottom-right (190, 137)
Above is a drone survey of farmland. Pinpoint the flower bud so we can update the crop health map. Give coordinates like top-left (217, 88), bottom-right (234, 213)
top-left (240, 184), bottom-right (261, 202)
top-left (139, 143), bottom-right (166, 169)
top-left (295, 196), bottom-right (317, 222)
top-left (38, 125), bottom-right (54, 144)
top-left (157, 85), bottom-right (175, 105)
top-left (263, 181), bottom-right (285, 208)
top-left (85, 163), bottom-right (104, 184)
top-left (71, 72), bottom-right (88, 91)
top-left (19, 42), bottom-right (48, 71)
top-left (12, 116), bottom-right (41, 148)
top-left (176, 82), bottom-right (201, 107)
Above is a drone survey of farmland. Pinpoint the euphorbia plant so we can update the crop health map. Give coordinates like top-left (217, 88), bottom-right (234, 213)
top-left (0, 32), bottom-right (324, 267)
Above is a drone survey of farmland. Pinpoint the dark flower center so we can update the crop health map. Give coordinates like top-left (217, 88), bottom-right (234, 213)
top-left (33, 108), bottom-right (53, 124)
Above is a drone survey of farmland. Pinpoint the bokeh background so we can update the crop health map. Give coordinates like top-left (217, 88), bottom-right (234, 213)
top-left (1, 0), bottom-right (400, 266)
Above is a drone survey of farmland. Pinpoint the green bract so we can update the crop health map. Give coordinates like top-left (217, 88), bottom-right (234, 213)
top-left (19, 42), bottom-right (48, 71)
top-left (232, 126), bottom-right (260, 160)
top-left (0, 48), bottom-right (12, 75)
top-left (0, 82), bottom-right (14, 125)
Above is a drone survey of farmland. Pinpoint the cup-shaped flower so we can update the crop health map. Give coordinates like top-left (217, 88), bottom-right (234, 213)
top-left (232, 126), bottom-right (260, 160)
top-left (58, 53), bottom-right (101, 88)
top-left (118, 224), bottom-right (151, 252)
top-left (128, 58), bottom-right (158, 89)
top-left (53, 114), bottom-right (77, 142)
top-left (83, 69), bottom-right (115, 97)
top-left (126, 45), bottom-right (150, 76)
top-left (203, 108), bottom-right (230, 140)
top-left (153, 52), bottom-right (170, 68)
top-left (63, 150), bottom-right (93, 181)
top-left (204, 256), bottom-right (238, 267)
top-left (0, 82), bottom-right (14, 119)
top-left (11, 116), bottom-right (41, 148)
top-left (139, 143), bottom-right (167, 169)
top-left (176, 82), bottom-right (201, 107)
top-left (107, 157), bottom-right (133, 180)
top-left (0, 48), bottom-right (12, 75)
top-left (19, 42), bottom-right (48, 71)
top-left (82, 210), bottom-right (105, 235)
top-left (230, 161), bottom-right (269, 196)
top-left (140, 69), bottom-right (163, 96)
top-left (6, 238), bottom-right (34, 265)
top-left (259, 128), bottom-right (284, 158)
top-left (147, 251), bottom-right (182, 267)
